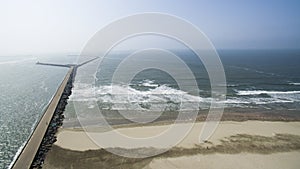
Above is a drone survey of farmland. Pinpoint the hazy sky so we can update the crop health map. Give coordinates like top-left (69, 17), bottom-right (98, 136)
top-left (1, 0), bottom-right (299, 55)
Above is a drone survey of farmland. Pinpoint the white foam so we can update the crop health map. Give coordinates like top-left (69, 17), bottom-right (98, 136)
top-left (221, 98), bottom-right (250, 104)
top-left (227, 84), bottom-right (239, 87)
top-left (249, 98), bottom-right (294, 104)
top-left (235, 90), bottom-right (300, 104)
top-left (70, 84), bottom-right (300, 112)
top-left (237, 90), bottom-right (300, 95)
top-left (289, 83), bottom-right (300, 86)
top-left (8, 140), bottom-right (28, 169)
top-left (71, 83), bottom-right (206, 111)
top-left (139, 79), bottom-right (159, 87)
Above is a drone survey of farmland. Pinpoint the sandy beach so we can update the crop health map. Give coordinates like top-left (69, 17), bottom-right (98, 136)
top-left (144, 152), bottom-right (300, 169)
top-left (55, 121), bottom-right (300, 150)
top-left (44, 120), bottom-right (300, 169)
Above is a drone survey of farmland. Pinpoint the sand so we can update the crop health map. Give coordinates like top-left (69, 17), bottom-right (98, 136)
top-left (43, 120), bottom-right (300, 169)
top-left (55, 121), bottom-right (300, 150)
top-left (144, 152), bottom-right (300, 169)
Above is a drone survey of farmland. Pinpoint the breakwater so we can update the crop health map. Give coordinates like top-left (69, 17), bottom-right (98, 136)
top-left (31, 67), bottom-right (75, 168)
top-left (12, 67), bottom-right (75, 169)
top-left (12, 57), bottom-right (98, 169)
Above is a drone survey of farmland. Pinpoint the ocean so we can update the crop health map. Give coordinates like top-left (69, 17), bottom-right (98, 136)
top-left (67, 50), bottom-right (300, 119)
top-left (1, 50), bottom-right (300, 168)
top-left (0, 55), bottom-right (71, 168)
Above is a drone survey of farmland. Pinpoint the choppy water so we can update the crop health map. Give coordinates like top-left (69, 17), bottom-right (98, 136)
top-left (68, 50), bottom-right (300, 115)
top-left (1, 50), bottom-right (300, 168)
top-left (0, 55), bottom-right (72, 168)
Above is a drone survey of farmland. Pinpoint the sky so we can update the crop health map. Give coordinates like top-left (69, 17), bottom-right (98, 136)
top-left (0, 0), bottom-right (300, 55)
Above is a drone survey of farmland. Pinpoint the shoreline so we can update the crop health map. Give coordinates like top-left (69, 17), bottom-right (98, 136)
top-left (62, 109), bottom-right (300, 129)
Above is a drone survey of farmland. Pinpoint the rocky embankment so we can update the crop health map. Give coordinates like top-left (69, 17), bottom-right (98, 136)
top-left (31, 69), bottom-right (75, 169)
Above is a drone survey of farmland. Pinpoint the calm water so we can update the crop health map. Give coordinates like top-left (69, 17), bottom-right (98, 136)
top-left (1, 50), bottom-right (300, 168)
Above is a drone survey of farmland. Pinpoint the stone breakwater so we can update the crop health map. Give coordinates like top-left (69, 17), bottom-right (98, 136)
top-left (30, 68), bottom-right (74, 169)
top-left (11, 58), bottom-right (98, 169)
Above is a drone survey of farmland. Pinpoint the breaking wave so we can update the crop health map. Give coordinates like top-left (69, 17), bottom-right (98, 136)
top-left (235, 90), bottom-right (300, 104)
top-left (289, 83), bottom-right (300, 86)
top-left (236, 90), bottom-right (300, 96)
top-left (70, 82), bottom-right (300, 112)
top-left (70, 82), bottom-right (205, 111)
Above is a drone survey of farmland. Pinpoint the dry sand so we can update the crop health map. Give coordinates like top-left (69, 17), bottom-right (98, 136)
top-left (144, 152), bottom-right (300, 169)
top-left (44, 121), bottom-right (300, 169)
top-left (55, 121), bottom-right (300, 150)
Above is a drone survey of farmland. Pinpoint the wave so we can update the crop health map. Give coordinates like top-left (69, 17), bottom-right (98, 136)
top-left (70, 83), bottom-right (300, 113)
top-left (236, 90), bottom-right (300, 96)
top-left (138, 79), bottom-right (159, 87)
top-left (71, 83), bottom-right (207, 111)
top-left (219, 97), bottom-right (294, 105)
top-left (235, 90), bottom-right (300, 104)
top-left (227, 84), bottom-right (239, 87)
top-left (289, 83), bottom-right (300, 86)
top-left (250, 98), bottom-right (294, 104)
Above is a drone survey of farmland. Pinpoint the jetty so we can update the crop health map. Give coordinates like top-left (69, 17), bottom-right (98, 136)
top-left (11, 57), bottom-right (98, 169)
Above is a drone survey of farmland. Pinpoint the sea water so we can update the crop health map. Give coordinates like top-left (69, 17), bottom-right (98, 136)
top-left (1, 50), bottom-right (300, 168)
top-left (0, 55), bottom-right (72, 168)
top-left (62, 50), bottom-right (300, 128)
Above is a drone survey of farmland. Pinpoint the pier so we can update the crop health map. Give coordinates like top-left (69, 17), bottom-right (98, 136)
top-left (36, 62), bottom-right (75, 68)
top-left (11, 57), bottom-right (98, 169)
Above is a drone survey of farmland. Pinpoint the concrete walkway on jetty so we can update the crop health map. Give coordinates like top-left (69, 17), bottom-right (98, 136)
top-left (12, 67), bottom-right (74, 169)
